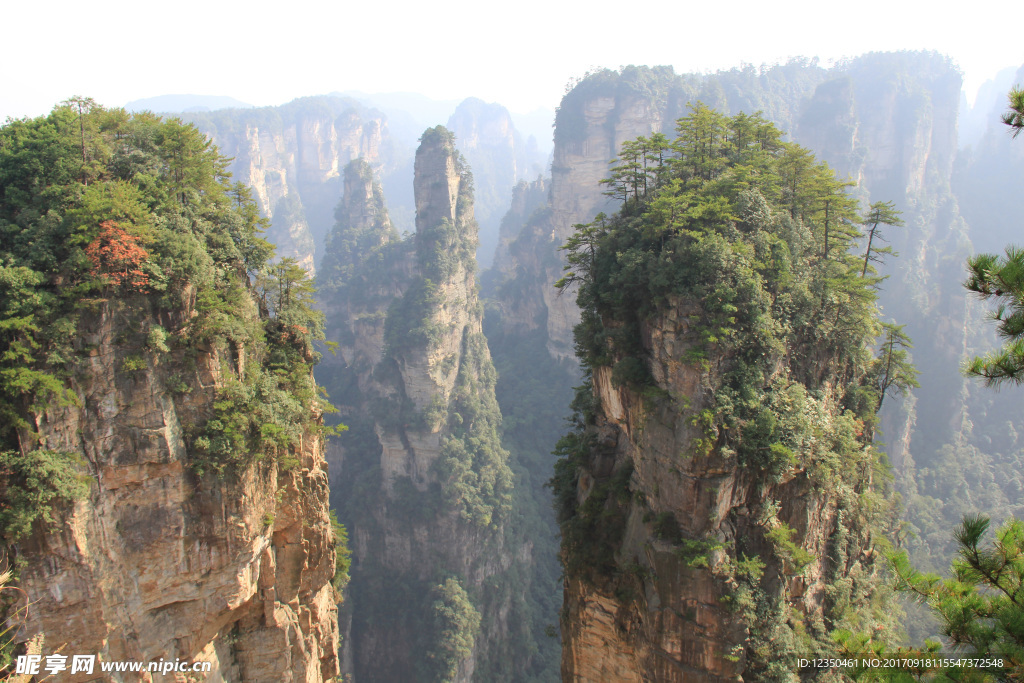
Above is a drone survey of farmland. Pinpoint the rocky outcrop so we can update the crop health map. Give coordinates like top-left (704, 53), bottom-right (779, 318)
top-left (184, 95), bottom-right (544, 276)
top-left (15, 298), bottom-right (339, 682)
top-left (543, 85), bottom-right (672, 360)
top-left (185, 97), bottom-right (394, 273)
top-left (796, 57), bottom-right (969, 474)
top-left (560, 306), bottom-right (887, 681)
top-left (791, 56), bottom-right (1016, 591)
top-left (492, 65), bottom-right (839, 362)
top-left (447, 98), bottom-right (546, 267)
top-left (482, 178), bottom-right (550, 335)
top-left (554, 142), bottom-right (897, 676)
top-left (321, 130), bottom-right (536, 682)
top-left (489, 54), bottom-right (1004, 606)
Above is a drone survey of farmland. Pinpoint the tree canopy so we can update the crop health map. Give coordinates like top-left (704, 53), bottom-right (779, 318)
top-left (0, 100), bottom-right (329, 509)
top-left (1001, 87), bottom-right (1024, 138)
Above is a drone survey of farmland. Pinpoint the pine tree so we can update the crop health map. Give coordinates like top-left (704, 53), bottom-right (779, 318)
top-left (861, 201), bottom-right (905, 278)
top-left (1001, 86), bottom-right (1024, 138)
top-left (672, 103), bottom-right (731, 182)
top-left (890, 516), bottom-right (1024, 676)
top-left (871, 323), bottom-right (919, 411)
top-left (963, 246), bottom-right (1024, 385)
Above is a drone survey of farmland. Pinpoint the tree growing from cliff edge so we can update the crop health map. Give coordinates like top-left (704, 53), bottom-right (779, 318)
top-left (861, 201), bottom-right (905, 278)
top-left (871, 323), bottom-right (919, 412)
top-left (557, 106), bottom-right (905, 676)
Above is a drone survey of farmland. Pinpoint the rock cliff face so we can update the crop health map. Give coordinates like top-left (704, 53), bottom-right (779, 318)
top-left (494, 65), bottom-right (838, 362)
top-left (15, 298), bottom-right (339, 682)
top-left (0, 104), bottom-right (340, 683)
top-left (543, 89), bottom-right (669, 360)
top-left (320, 131), bottom-right (538, 682)
top-left (489, 55), bottom-right (1006, 617)
top-left (787, 56), bottom-right (1024, 599)
top-left (483, 177), bottom-right (550, 335)
top-left (551, 116), bottom-right (897, 677)
top-left (447, 98), bottom-right (546, 267)
top-left (793, 54), bottom-right (967, 473)
top-left (954, 63), bottom-right (1024, 256)
top-left (185, 96), bottom-right (544, 276)
top-left (185, 97), bottom-right (393, 273)
top-left (559, 314), bottom-right (886, 681)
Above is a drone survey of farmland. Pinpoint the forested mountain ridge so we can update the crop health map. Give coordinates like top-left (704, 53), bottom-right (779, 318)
top-left (3, 50), bottom-right (1016, 682)
top-left (317, 130), bottom-right (551, 681)
top-left (486, 54), bottom-right (1015, 646)
top-left (0, 102), bottom-right (341, 679)
top-left (553, 107), bottom-right (899, 680)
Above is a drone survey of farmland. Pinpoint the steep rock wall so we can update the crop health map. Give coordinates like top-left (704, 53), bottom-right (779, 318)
top-left (185, 98), bottom-right (391, 273)
top-left (560, 307), bottom-right (884, 681)
top-left (320, 132), bottom-right (533, 682)
top-left (447, 98), bottom-right (546, 267)
top-left (482, 177), bottom-right (550, 335)
top-left (492, 65), bottom-right (836, 362)
top-left (15, 298), bottom-right (339, 683)
top-left (551, 118), bottom-right (898, 675)
top-left (488, 54), bottom-right (998, 611)
top-left (186, 96), bottom-right (544, 276)
top-left (790, 56), bottom-right (1015, 595)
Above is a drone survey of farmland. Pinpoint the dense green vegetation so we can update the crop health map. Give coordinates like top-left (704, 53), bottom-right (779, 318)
top-left (551, 57), bottom-right (1011, 653)
top-left (0, 99), bottom-right (349, 677)
top-left (318, 160), bottom-right (398, 293)
top-left (553, 103), bottom-right (908, 675)
top-left (329, 509), bottom-right (352, 596)
top-left (0, 99), bottom-right (331, 538)
top-left (426, 577), bottom-right (482, 681)
top-left (880, 517), bottom-right (1024, 679)
top-left (559, 104), bottom-right (908, 447)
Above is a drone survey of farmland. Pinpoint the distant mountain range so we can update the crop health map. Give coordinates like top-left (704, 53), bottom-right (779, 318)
top-left (123, 94), bottom-right (254, 112)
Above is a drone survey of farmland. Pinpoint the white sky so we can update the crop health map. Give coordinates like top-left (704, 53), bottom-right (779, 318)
top-left (1, 0), bottom-right (1021, 121)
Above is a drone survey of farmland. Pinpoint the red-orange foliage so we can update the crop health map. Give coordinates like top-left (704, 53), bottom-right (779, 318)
top-left (85, 220), bottom-right (150, 291)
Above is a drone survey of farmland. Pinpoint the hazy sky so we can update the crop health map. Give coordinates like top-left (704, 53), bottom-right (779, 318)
top-left (2, 0), bottom-right (1020, 121)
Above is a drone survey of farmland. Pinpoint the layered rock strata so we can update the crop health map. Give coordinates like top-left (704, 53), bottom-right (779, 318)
top-left (560, 312), bottom-right (886, 680)
top-left (15, 300), bottom-right (339, 682)
top-left (446, 98), bottom-right (546, 267)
